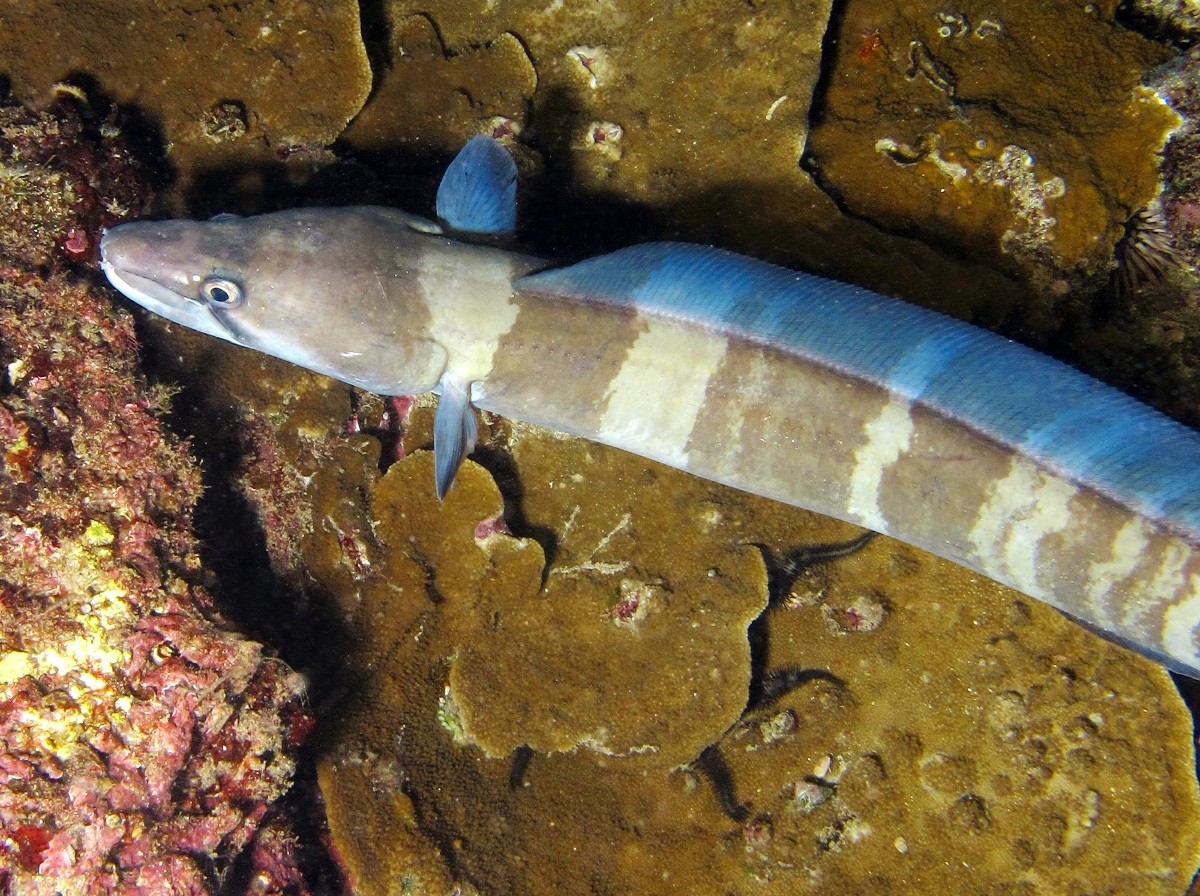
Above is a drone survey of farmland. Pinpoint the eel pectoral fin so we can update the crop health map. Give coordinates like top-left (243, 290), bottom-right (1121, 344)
top-left (436, 136), bottom-right (518, 236)
top-left (433, 376), bottom-right (479, 500)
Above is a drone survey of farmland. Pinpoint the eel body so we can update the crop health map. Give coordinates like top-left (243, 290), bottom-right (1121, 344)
top-left (100, 137), bottom-right (1200, 677)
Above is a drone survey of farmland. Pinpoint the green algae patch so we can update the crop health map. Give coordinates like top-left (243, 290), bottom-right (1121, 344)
top-left (306, 417), bottom-right (1200, 896)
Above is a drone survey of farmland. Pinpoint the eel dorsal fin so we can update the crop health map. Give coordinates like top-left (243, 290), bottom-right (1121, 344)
top-left (435, 136), bottom-right (518, 236)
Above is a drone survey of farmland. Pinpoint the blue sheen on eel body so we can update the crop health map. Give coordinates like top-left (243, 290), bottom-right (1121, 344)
top-left (98, 135), bottom-right (1200, 677)
top-left (517, 243), bottom-right (1200, 542)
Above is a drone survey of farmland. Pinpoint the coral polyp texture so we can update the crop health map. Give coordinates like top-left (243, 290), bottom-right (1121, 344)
top-left (303, 422), bottom-right (1200, 896)
top-left (0, 0), bottom-right (371, 216)
top-left (0, 100), bottom-right (309, 894)
top-left (803, 0), bottom-right (1178, 325)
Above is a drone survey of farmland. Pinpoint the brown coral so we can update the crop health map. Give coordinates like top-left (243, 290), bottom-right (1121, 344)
top-left (296, 419), bottom-right (1200, 896)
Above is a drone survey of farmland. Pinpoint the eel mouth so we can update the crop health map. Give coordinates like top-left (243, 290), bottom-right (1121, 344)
top-left (100, 228), bottom-right (239, 343)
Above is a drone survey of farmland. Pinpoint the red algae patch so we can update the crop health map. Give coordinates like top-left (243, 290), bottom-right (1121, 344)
top-left (0, 100), bottom-right (310, 895)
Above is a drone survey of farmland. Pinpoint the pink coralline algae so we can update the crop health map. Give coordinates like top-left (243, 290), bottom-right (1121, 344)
top-left (0, 97), bottom-right (310, 894)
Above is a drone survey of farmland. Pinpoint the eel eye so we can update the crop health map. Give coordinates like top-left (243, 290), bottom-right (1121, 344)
top-left (200, 276), bottom-right (244, 307)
